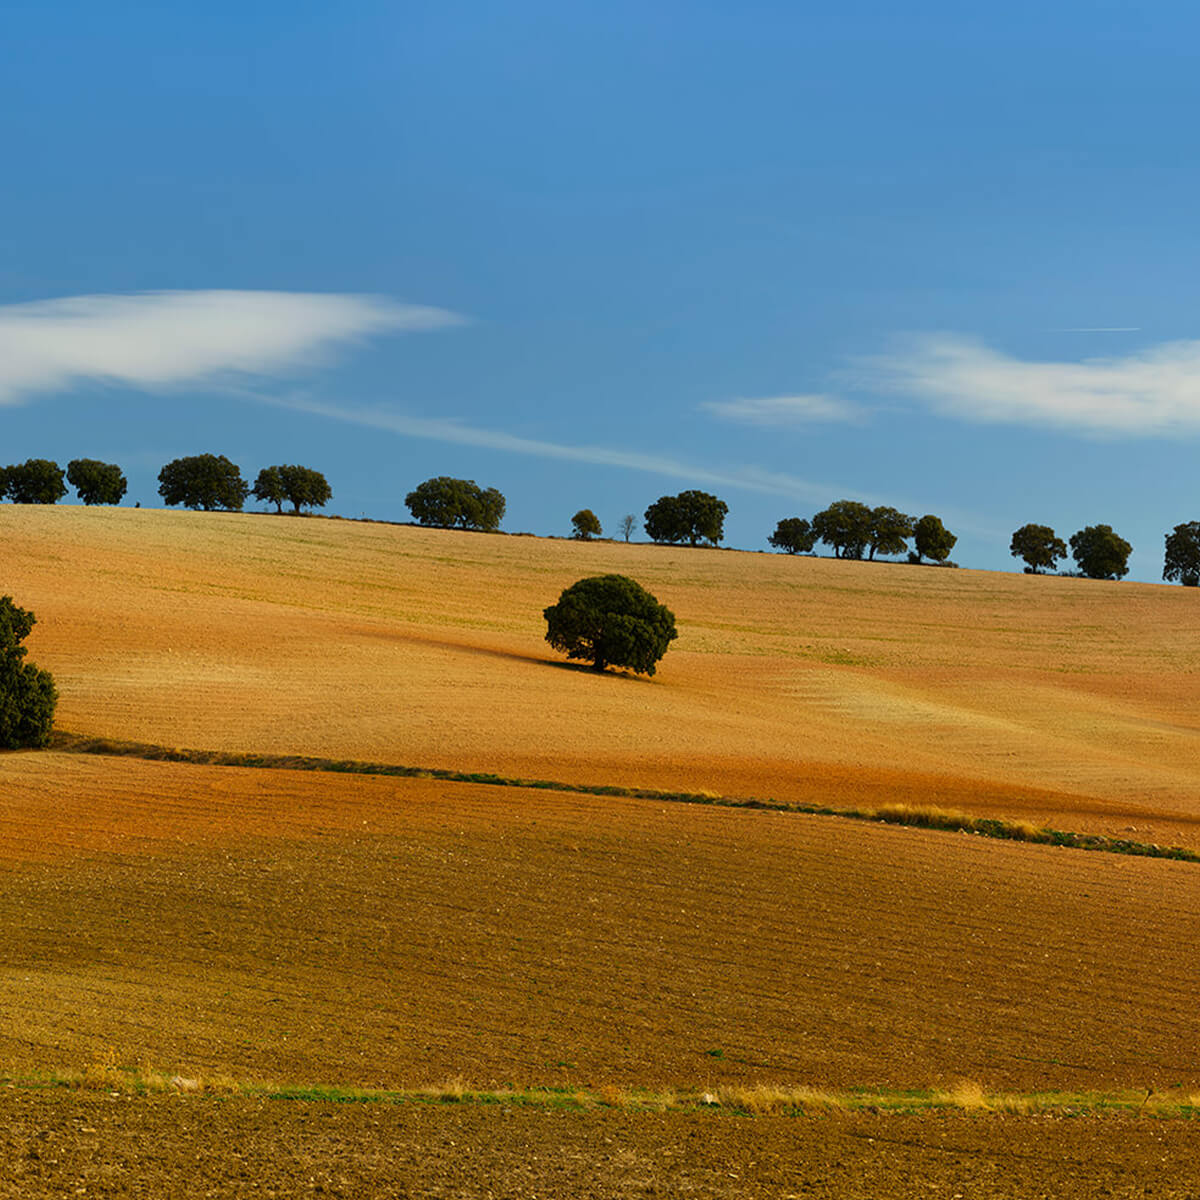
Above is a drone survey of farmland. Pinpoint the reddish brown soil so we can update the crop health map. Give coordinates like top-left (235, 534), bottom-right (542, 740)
top-left (3, 753), bottom-right (1198, 1094)
top-left (4, 1092), bottom-right (1200, 1199)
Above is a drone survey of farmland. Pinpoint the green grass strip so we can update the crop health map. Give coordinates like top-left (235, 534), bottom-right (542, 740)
top-left (6, 1066), bottom-right (1200, 1119)
top-left (47, 730), bottom-right (1200, 865)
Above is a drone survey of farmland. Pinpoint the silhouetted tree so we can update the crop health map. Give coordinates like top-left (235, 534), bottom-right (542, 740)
top-left (768, 517), bottom-right (816, 554)
top-left (1163, 522), bottom-right (1200, 587)
top-left (912, 514), bottom-right (957, 563)
top-left (252, 466), bottom-right (286, 513)
top-left (868, 506), bottom-right (914, 560)
top-left (405, 476), bottom-right (506, 531)
top-left (67, 459), bottom-right (127, 506)
top-left (5, 459), bottom-right (66, 505)
top-left (1070, 524), bottom-right (1132, 580)
top-left (571, 509), bottom-right (602, 540)
top-left (643, 491), bottom-right (727, 546)
top-left (619, 514), bottom-right (636, 542)
top-left (158, 454), bottom-right (249, 511)
top-left (811, 500), bottom-right (873, 559)
top-left (254, 464), bottom-right (332, 514)
top-left (544, 575), bottom-right (677, 675)
top-left (1010, 524), bottom-right (1067, 574)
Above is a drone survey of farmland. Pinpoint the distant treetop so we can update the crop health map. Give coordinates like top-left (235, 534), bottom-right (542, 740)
top-left (405, 476), bottom-right (506, 531)
top-left (158, 454), bottom-right (249, 512)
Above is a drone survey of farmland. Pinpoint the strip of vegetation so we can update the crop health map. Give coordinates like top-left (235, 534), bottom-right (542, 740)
top-left (48, 730), bottom-right (1200, 865)
top-left (6, 1066), bottom-right (1200, 1119)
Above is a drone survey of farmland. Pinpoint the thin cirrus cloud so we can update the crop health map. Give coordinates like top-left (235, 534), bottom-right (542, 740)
top-left (865, 332), bottom-right (1200, 437)
top-left (700, 393), bottom-right (863, 427)
top-left (0, 290), bottom-right (461, 406)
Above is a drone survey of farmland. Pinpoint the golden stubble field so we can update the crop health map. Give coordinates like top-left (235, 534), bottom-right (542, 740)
top-left (5, 504), bottom-right (1200, 845)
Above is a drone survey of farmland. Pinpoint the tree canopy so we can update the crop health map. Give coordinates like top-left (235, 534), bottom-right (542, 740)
top-left (1070, 524), bottom-right (1132, 580)
top-left (867, 506), bottom-right (914, 560)
top-left (158, 454), bottom-right (249, 511)
top-left (571, 508), bottom-right (602, 539)
top-left (405, 476), bottom-right (506, 531)
top-left (1009, 524), bottom-right (1067, 574)
top-left (768, 517), bottom-right (816, 554)
top-left (5, 459), bottom-right (66, 505)
top-left (0, 596), bottom-right (56, 749)
top-left (254, 464), bottom-right (332, 514)
top-left (811, 500), bottom-right (873, 559)
top-left (912, 514), bottom-right (957, 563)
top-left (544, 574), bottom-right (677, 675)
top-left (1163, 522), bottom-right (1200, 587)
top-left (643, 490), bottom-right (727, 546)
top-left (67, 459), bottom-right (127, 506)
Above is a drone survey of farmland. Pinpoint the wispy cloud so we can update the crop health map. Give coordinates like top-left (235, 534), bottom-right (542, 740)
top-left (700, 393), bottom-right (862, 427)
top-left (0, 290), bottom-right (460, 406)
top-left (263, 393), bottom-right (844, 504)
top-left (864, 332), bottom-right (1200, 436)
top-left (1049, 327), bottom-right (1141, 333)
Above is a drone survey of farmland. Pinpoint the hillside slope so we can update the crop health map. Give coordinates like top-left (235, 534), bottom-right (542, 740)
top-left (5, 505), bottom-right (1200, 845)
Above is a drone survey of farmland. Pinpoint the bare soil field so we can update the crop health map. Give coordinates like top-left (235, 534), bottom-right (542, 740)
top-left (3, 752), bottom-right (1197, 1094)
top-left (5, 506), bottom-right (1200, 846)
top-left (5, 1091), bottom-right (1200, 1200)
top-left (5, 506), bottom-right (1200, 1195)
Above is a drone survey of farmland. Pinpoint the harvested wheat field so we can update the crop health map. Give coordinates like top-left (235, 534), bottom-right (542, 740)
top-left (6, 504), bottom-right (1200, 845)
top-left (5, 505), bottom-right (1200, 1195)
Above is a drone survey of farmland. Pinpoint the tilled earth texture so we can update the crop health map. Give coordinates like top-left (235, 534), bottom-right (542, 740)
top-left (6, 506), bottom-right (1200, 848)
top-left (4, 1093), bottom-right (1200, 1200)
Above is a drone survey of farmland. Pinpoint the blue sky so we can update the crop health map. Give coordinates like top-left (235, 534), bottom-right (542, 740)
top-left (4, 1), bottom-right (1200, 579)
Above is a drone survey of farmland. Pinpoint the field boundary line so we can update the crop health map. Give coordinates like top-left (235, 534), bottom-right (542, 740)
top-left (46, 731), bottom-right (1200, 866)
top-left (5, 1066), bottom-right (1200, 1118)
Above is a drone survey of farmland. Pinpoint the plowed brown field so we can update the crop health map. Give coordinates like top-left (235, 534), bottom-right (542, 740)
top-left (6, 506), bottom-right (1200, 845)
top-left (5, 506), bottom-right (1200, 1195)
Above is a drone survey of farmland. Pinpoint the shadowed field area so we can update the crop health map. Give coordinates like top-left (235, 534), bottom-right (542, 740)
top-left (5, 506), bottom-right (1200, 847)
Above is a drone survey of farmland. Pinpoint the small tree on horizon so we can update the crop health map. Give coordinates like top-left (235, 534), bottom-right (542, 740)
top-left (1163, 521), bottom-right (1200, 587)
top-left (644, 490), bottom-right (728, 546)
top-left (571, 509), bottom-right (602, 540)
top-left (158, 454), bottom-right (249, 512)
top-left (868, 506), bottom-right (914, 560)
top-left (405, 476), bottom-right (506, 531)
top-left (619, 514), bottom-right (636, 542)
top-left (67, 459), bottom-right (127, 506)
top-left (1070, 524), bottom-right (1132, 580)
top-left (5, 459), bottom-right (67, 505)
top-left (544, 574), bottom-right (677, 675)
top-left (912, 514), bottom-right (957, 563)
top-left (768, 517), bottom-right (816, 554)
top-left (811, 500), bottom-right (873, 559)
top-left (1010, 524), bottom-right (1068, 574)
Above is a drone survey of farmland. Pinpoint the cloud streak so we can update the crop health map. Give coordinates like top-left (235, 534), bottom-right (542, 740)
top-left (0, 290), bottom-right (460, 406)
top-left (264, 394), bottom-right (845, 504)
top-left (865, 333), bottom-right (1200, 436)
top-left (700, 393), bottom-right (862, 427)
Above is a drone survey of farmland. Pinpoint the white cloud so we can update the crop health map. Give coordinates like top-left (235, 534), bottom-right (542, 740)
top-left (700, 393), bottom-right (862, 427)
top-left (866, 333), bottom-right (1200, 436)
top-left (0, 290), bottom-right (460, 406)
top-left (264, 394), bottom-right (843, 504)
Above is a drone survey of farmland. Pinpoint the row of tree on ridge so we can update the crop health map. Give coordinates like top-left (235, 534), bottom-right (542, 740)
top-left (5, 456), bottom-right (1200, 586)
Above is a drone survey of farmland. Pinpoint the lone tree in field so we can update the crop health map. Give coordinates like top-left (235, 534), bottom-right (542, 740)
top-left (768, 517), bottom-right (816, 554)
top-left (0, 596), bottom-right (57, 749)
top-left (571, 508), bottom-right (602, 540)
top-left (1070, 524), bottom-right (1132, 580)
top-left (867, 506), bottom-right (914, 560)
top-left (67, 459), bottom-right (127, 506)
top-left (1010, 523), bottom-right (1067, 574)
top-left (4, 459), bottom-right (67, 505)
top-left (619, 514), bottom-right (636, 542)
top-left (405, 476), bottom-right (506, 531)
top-left (544, 574), bottom-right (677, 675)
top-left (158, 454), bottom-right (249, 511)
top-left (912, 514), bottom-right (957, 563)
top-left (811, 499), bottom-right (873, 559)
top-left (1163, 521), bottom-right (1200, 586)
top-left (643, 490), bottom-right (728, 546)
top-left (253, 464), bottom-right (332, 514)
